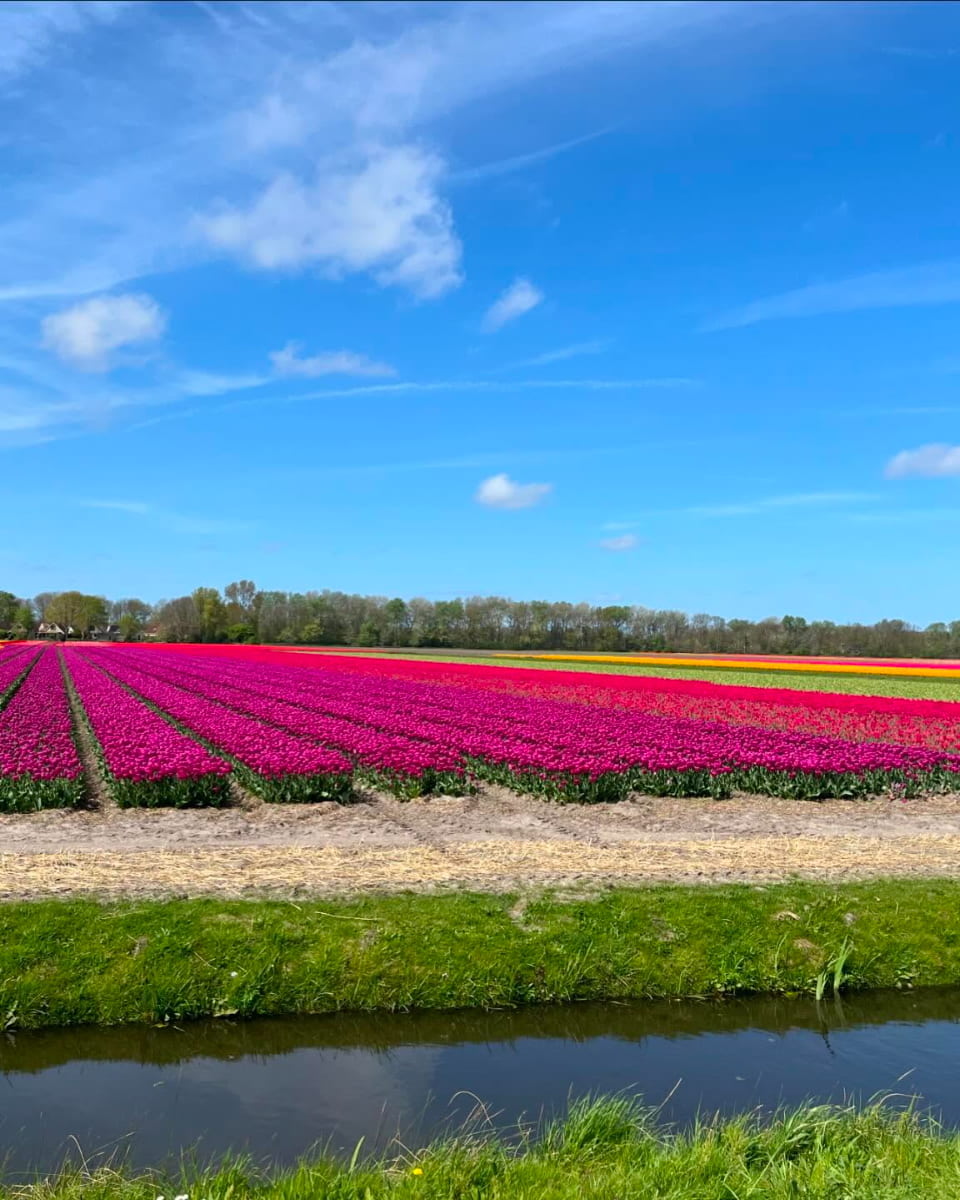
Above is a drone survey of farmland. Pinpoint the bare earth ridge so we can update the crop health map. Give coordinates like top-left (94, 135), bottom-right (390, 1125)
top-left (2, 786), bottom-right (960, 898)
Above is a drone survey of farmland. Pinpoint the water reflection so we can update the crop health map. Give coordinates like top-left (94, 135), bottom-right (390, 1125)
top-left (1, 990), bottom-right (958, 1178)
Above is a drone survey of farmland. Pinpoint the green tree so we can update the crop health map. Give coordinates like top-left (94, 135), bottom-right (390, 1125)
top-left (154, 596), bottom-right (201, 642)
top-left (192, 587), bottom-right (228, 642)
top-left (79, 595), bottom-right (109, 637)
top-left (355, 618), bottom-right (381, 646)
top-left (12, 605), bottom-right (34, 636)
top-left (45, 592), bottom-right (107, 637)
top-left (382, 598), bottom-right (410, 645)
top-left (0, 591), bottom-right (18, 631)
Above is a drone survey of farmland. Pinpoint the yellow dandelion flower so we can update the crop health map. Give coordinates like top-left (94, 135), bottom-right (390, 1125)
top-left (411, 1166), bottom-right (424, 1176)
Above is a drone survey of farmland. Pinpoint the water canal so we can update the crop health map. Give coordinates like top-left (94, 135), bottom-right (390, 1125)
top-left (2, 989), bottom-right (959, 1177)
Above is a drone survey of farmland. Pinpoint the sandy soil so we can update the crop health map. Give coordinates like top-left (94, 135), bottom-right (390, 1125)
top-left (2, 785), bottom-right (960, 898)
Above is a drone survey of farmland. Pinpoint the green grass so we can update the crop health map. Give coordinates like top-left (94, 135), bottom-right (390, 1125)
top-left (328, 648), bottom-right (960, 700)
top-left (3, 880), bottom-right (960, 1030)
top-left (8, 1099), bottom-right (960, 1199)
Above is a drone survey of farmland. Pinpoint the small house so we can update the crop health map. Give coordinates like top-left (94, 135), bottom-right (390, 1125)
top-left (37, 622), bottom-right (72, 639)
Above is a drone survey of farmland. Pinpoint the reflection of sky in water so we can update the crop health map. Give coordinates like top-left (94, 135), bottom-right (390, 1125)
top-left (1, 997), bottom-right (959, 1177)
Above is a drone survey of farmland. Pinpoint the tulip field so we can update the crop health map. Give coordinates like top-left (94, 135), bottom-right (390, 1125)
top-left (2, 642), bottom-right (960, 812)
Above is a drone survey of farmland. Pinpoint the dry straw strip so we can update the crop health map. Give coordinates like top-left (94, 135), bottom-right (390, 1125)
top-left (2, 835), bottom-right (960, 899)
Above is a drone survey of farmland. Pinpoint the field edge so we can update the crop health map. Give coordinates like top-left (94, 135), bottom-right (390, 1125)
top-left (3, 878), bottom-right (960, 1031)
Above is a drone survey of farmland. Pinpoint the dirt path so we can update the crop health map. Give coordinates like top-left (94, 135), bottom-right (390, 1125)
top-left (2, 787), bottom-right (960, 897)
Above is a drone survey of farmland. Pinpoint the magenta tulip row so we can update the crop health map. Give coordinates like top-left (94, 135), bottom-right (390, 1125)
top-left (65, 652), bottom-right (232, 808)
top-left (0, 648), bottom-right (83, 811)
top-left (0, 645), bottom-right (39, 704)
top-left (66, 650), bottom-right (354, 804)
top-left (81, 646), bottom-right (960, 800)
top-left (80, 648), bottom-right (461, 783)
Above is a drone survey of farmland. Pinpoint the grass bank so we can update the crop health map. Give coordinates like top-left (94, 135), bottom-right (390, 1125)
top-left (6, 1100), bottom-right (960, 1198)
top-left (3, 880), bottom-right (960, 1030)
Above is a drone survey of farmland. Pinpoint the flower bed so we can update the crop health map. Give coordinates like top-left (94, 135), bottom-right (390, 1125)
top-left (0, 647), bottom-right (83, 811)
top-left (70, 650), bottom-right (355, 803)
top-left (84, 646), bottom-right (960, 801)
top-left (64, 652), bottom-right (232, 808)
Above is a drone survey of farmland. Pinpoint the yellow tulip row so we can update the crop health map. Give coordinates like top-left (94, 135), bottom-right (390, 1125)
top-left (492, 652), bottom-right (960, 680)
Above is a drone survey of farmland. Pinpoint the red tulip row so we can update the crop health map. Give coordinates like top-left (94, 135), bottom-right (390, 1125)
top-left (0, 647), bottom-right (82, 811)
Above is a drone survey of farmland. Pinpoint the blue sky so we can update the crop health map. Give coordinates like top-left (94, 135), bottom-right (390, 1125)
top-left (3, 0), bottom-right (960, 623)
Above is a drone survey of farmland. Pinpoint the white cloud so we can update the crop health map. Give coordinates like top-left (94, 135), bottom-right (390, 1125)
top-left (270, 343), bottom-right (396, 379)
top-left (42, 293), bottom-right (166, 371)
top-left (474, 473), bottom-right (552, 510)
top-left (885, 444), bottom-right (960, 479)
top-left (599, 533), bottom-right (639, 551)
top-left (200, 146), bottom-right (462, 299)
top-left (482, 278), bottom-right (544, 332)
top-left (704, 260), bottom-right (960, 331)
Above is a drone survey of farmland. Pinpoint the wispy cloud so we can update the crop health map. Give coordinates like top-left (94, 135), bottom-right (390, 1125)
top-left (482, 278), bottom-right (544, 332)
top-left (174, 370), bottom-right (271, 397)
top-left (801, 199), bottom-right (849, 234)
top-left (475, 473), bottom-right (552, 510)
top-left (844, 405), bottom-right (960, 417)
top-left (270, 342), bottom-right (396, 379)
top-left (494, 339), bottom-right (611, 371)
top-left (848, 508), bottom-right (960, 523)
top-left (2, 373), bottom-right (696, 446)
top-left (599, 533), bottom-right (639, 551)
top-left (252, 437), bottom-right (717, 485)
top-left (704, 260), bottom-right (960, 331)
top-left (881, 46), bottom-right (960, 60)
top-left (885, 444), bottom-right (960, 479)
top-left (0, 1), bottom-right (131, 83)
top-left (0, 1), bottom-right (822, 312)
top-left (452, 128), bottom-right (615, 184)
top-left (686, 491), bottom-right (879, 517)
top-left (80, 499), bottom-right (152, 515)
top-left (77, 499), bottom-right (256, 536)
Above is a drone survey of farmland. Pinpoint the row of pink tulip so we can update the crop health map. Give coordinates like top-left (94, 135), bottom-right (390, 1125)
top-left (0, 645), bottom-right (39, 704)
top-left (0, 647), bottom-right (82, 811)
top-left (68, 650), bottom-right (354, 803)
top-left (81, 647), bottom-right (462, 793)
top-left (64, 651), bottom-right (232, 808)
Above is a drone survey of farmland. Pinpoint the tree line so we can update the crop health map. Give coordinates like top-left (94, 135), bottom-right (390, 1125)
top-left (3, 582), bottom-right (960, 659)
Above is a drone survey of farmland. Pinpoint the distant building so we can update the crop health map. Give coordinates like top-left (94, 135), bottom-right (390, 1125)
top-left (90, 623), bottom-right (120, 641)
top-left (37, 622), bottom-right (72, 639)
